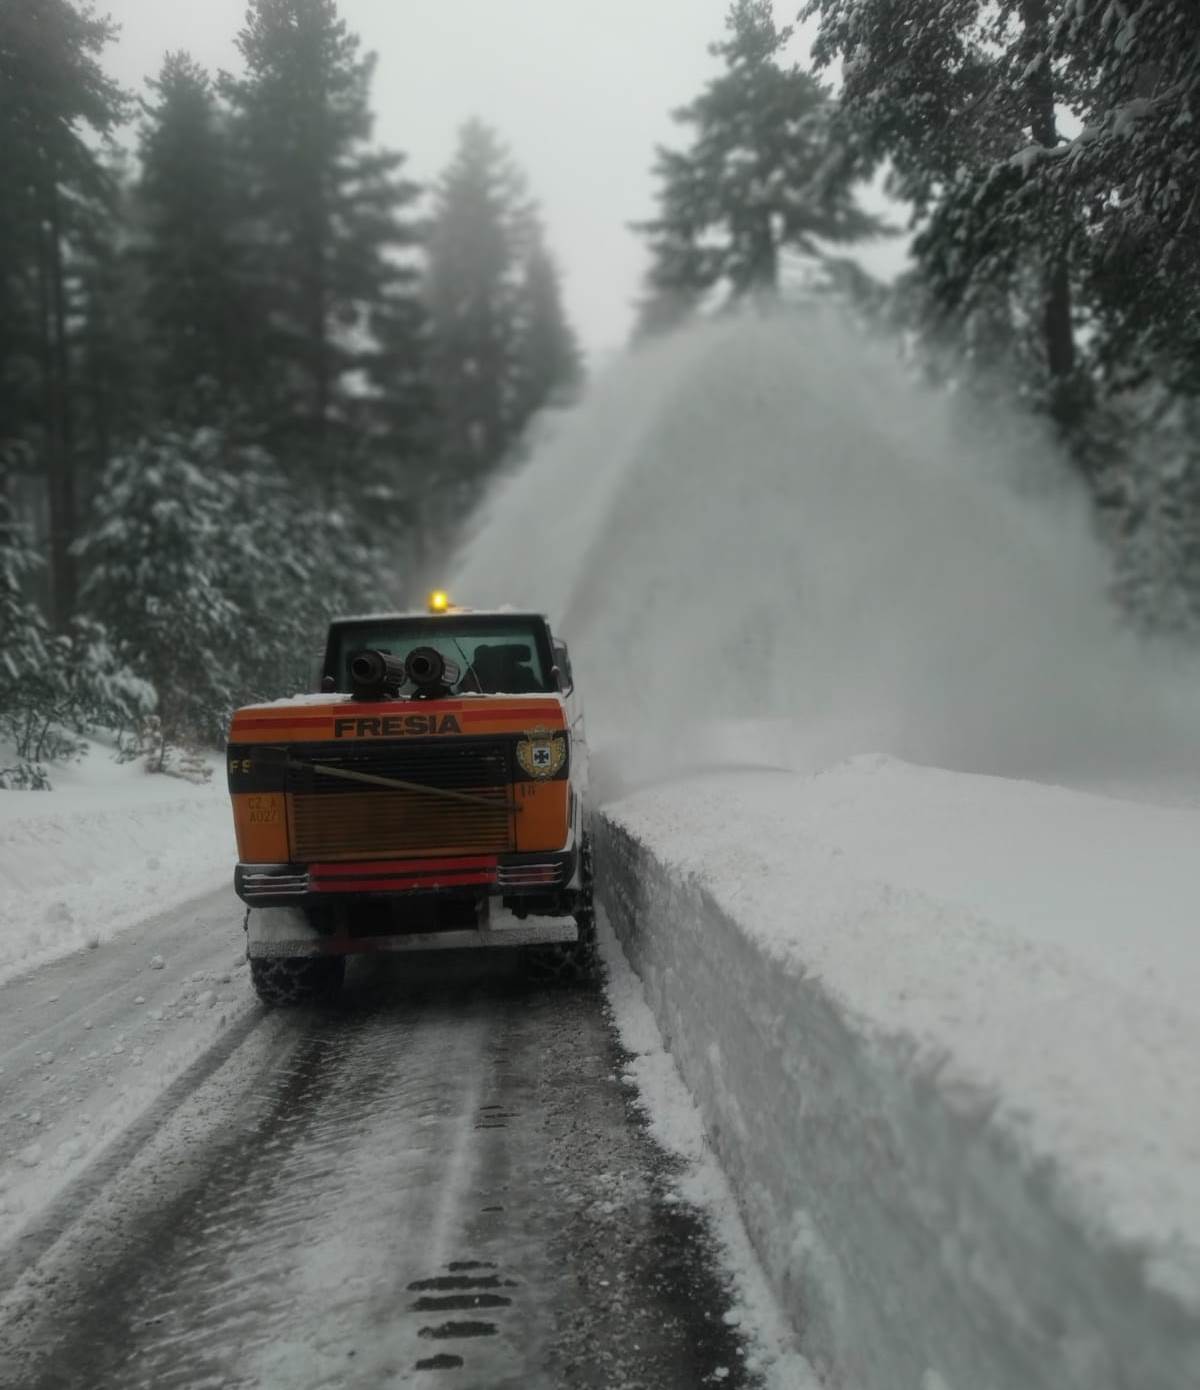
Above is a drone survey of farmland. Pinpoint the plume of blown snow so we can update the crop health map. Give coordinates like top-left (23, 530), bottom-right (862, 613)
top-left (452, 310), bottom-right (1200, 797)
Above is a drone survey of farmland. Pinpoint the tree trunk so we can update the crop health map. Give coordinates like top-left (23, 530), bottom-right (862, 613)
top-left (306, 90), bottom-right (332, 489)
top-left (749, 219), bottom-right (780, 307)
top-left (310, 238), bottom-right (330, 464)
top-left (1020, 0), bottom-right (1081, 442)
top-left (41, 177), bottom-right (76, 629)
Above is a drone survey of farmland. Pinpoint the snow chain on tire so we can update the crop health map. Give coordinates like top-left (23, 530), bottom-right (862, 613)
top-left (524, 832), bottom-right (598, 987)
top-left (522, 935), bottom-right (598, 987)
top-left (250, 956), bottom-right (345, 1007)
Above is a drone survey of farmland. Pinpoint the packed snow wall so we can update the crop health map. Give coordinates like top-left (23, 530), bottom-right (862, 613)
top-left (597, 762), bottom-right (1200, 1390)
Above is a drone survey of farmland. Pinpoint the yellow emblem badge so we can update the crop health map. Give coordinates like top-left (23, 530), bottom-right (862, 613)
top-left (516, 727), bottom-right (567, 780)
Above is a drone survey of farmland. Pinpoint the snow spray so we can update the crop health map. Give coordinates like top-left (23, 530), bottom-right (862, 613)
top-left (452, 311), bottom-right (1200, 797)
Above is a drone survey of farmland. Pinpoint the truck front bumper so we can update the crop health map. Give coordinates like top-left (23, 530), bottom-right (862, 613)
top-left (245, 903), bottom-right (578, 959)
top-left (234, 848), bottom-right (578, 909)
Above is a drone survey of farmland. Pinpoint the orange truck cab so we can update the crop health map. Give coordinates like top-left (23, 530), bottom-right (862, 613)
top-left (226, 597), bottom-right (591, 1004)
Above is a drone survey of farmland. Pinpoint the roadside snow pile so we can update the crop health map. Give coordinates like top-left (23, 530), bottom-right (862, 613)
top-left (598, 917), bottom-right (818, 1389)
top-left (597, 756), bottom-right (1200, 1390)
top-left (0, 746), bottom-right (232, 984)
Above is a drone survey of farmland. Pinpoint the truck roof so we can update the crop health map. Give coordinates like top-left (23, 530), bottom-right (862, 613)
top-left (330, 606), bottom-right (547, 624)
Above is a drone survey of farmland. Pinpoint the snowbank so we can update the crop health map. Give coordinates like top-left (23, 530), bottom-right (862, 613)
top-left (598, 915), bottom-right (818, 1389)
top-left (596, 757), bottom-right (1200, 1390)
top-left (0, 747), bottom-right (233, 984)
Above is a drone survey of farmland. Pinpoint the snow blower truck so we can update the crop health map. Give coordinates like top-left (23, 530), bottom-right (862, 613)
top-left (226, 594), bottom-right (592, 1005)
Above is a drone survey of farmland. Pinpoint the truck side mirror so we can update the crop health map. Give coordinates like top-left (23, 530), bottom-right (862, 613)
top-left (551, 640), bottom-right (574, 696)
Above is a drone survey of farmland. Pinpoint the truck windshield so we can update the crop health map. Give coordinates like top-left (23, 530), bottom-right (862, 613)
top-left (328, 619), bottom-right (552, 695)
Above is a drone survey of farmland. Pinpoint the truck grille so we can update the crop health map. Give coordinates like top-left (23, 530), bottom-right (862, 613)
top-left (287, 741), bottom-right (516, 861)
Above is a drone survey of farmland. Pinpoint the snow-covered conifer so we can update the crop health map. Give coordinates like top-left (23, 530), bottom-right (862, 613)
top-left (76, 430), bottom-right (249, 745)
top-left (1051, 2), bottom-right (1200, 394)
top-left (803, 0), bottom-right (1088, 450)
top-left (425, 120), bottom-right (580, 521)
top-left (512, 229), bottom-right (582, 430)
top-left (134, 53), bottom-right (255, 424)
top-left (223, 0), bottom-right (429, 488)
top-left (635, 0), bottom-right (884, 328)
top-left (76, 427), bottom-right (379, 746)
top-left (1, 490), bottom-right (151, 785)
top-left (0, 0), bottom-right (128, 624)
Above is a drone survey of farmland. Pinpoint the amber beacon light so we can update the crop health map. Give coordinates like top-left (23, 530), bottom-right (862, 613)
top-left (428, 590), bottom-right (450, 614)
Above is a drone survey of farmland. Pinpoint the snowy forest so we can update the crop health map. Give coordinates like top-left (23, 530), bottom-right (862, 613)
top-left (637, 1), bottom-right (1200, 638)
top-left (0, 0), bottom-right (581, 784)
top-left (4, 0), bottom-right (1200, 786)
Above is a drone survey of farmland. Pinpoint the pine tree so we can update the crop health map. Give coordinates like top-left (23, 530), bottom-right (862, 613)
top-left (803, 0), bottom-right (1089, 449)
top-left (0, 489), bottom-right (51, 714)
top-left (512, 228), bottom-right (582, 432)
top-left (223, 0), bottom-right (428, 489)
top-left (76, 431), bottom-right (243, 744)
top-left (72, 157), bottom-right (147, 515)
top-left (364, 280), bottom-right (438, 533)
top-left (424, 122), bottom-right (580, 514)
top-left (0, 159), bottom-right (42, 512)
top-left (635, 0), bottom-right (884, 326)
top-left (1047, 1), bottom-right (1200, 622)
top-left (0, 0), bottom-right (128, 625)
top-left (425, 119), bottom-right (531, 501)
top-left (0, 483), bottom-right (55, 785)
top-left (1, 482), bottom-right (152, 785)
top-left (1095, 390), bottom-right (1200, 636)
top-left (134, 53), bottom-right (254, 424)
top-left (1050, 2), bottom-right (1200, 394)
top-left (76, 427), bottom-right (379, 745)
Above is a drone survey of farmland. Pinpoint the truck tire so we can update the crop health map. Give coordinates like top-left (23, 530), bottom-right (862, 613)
top-left (522, 937), bottom-right (596, 986)
top-left (523, 834), bottom-right (597, 986)
top-left (249, 955), bottom-right (345, 1007)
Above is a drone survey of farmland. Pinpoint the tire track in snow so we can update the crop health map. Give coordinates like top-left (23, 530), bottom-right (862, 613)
top-left (2, 959), bottom-right (757, 1390)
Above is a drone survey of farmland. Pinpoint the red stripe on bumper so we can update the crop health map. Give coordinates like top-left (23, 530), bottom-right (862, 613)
top-left (309, 856), bottom-right (500, 895)
top-left (310, 871), bottom-right (497, 893)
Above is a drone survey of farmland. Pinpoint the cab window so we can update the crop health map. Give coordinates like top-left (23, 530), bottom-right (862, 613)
top-left (330, 621), bottom-right (551, 695)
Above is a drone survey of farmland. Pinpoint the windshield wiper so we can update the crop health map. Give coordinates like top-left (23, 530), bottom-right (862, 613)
top-left (446, 634), bottom-right (481, 693)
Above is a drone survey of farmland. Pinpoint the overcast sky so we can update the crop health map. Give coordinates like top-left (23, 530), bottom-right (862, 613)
top-left (100, 1), bottom-right (898, 357)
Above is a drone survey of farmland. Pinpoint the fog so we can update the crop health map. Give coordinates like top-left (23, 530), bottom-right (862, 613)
top-left (101, 0), bottom-right (799, 356)
top-left (453, 312), bottom-right (1200, 795)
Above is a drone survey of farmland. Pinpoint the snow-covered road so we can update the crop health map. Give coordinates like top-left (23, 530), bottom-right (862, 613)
top-left (0, 894), bottom-right (778, 1390)
top-left (0, 886), bottom-right (255, 1256)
